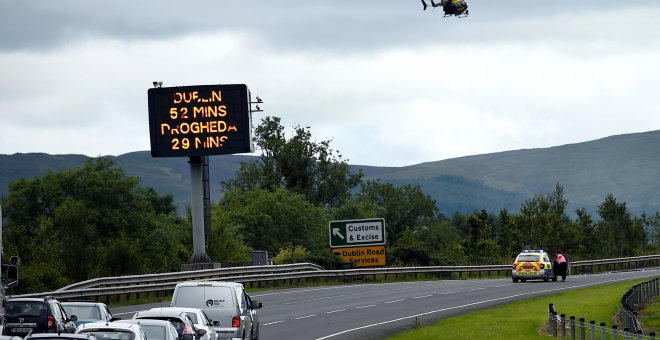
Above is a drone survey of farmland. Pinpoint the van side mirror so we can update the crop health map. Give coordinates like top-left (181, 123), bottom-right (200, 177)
top-left (212, 321), bottom-right (221, 327)
top-left (251, 301), bottom-right (263, 309)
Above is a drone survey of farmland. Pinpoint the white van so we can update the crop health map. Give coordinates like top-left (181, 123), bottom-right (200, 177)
top-left (171, 281), bottom-right (262, 340)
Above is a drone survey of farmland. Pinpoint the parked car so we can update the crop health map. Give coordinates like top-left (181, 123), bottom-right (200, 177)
top-left (76, 322), bottom-right (148, 340)
top-left (116, 319), bottom-right (179, 340)
top-left (147, 307), bottom-right (218, 340)
top-left (3, 297), bottom-right (77, 337)
top-left (170, 281), bottom-right (263, 340)
top-left (511, 249), bottom-right (555, 282)
top-left (61, 302), bottom-right (118, 326)
top-left (132, 309), bottom-right (205, 340)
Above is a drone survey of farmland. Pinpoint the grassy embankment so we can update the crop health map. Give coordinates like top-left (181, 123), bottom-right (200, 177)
top-left (390, 278), bottom-right (656, 340)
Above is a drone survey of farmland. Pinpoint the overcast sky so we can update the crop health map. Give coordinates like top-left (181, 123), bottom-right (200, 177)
top-left (1, 0), bottom-right (659, 167)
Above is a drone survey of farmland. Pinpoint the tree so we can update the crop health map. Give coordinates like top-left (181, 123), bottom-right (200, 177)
top-left (273, 245), bottom-right (312, 265)
top-left (389, 227), bottom-right (431, 266)
top-left (217, 187), bottom-right (329, 256)
top-left (222, 116), bottom-right (363, 208)
top-left (354, 180), bottom-right (439, 244)
top-left (572, 208), bottom-right (597, 259)
top-left (517, 183), bottom-right (570, 252)
top-left (495, 208), bottom-right (523, 260)
top-left (463, 210), bottom-right (499, 264)
top-left (2, 157), bottom-right (187, 292)
top-left (207, 206), bottom-right (252, 265)
top-left (596, 194), bottom-right (645, 257)
top-left (418, 220), bottom-right (466, 265)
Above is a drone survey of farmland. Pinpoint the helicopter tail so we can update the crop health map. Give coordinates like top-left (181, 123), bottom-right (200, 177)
top-left (421, 0), bottom-right (428, 11)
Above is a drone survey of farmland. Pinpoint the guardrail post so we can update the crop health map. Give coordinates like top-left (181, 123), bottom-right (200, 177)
top-left (561, 314), bottom-right (567, 338)
top-left (589, 320), bottom-right (595, 340)
top-left (612, 325), bottom-right (618, 340)
top-left (623, 328), bottom-right (630, 340)
top-left (549, 304), bottom-right (557, 337)
top-left (600, 322), bottom-right (606, 340)
top-left (650, 331), bottom-right (656, 340)
top-left (636, 330), bottom-right (643, 340)
top-left (571, 316), bottom-right (576, 340)
top-left (579, 318), bottom-right (585, 340)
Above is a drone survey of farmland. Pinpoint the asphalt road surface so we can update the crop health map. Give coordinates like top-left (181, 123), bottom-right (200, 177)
top-left (110, 268), bottom-right (660, 339)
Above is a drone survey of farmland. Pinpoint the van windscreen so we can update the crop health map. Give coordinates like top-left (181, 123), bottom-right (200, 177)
top-left (174, 286), bottom-right (234, 309)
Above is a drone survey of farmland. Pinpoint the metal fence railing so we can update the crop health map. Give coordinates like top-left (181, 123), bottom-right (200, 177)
top-left (548, 277), bottom-right (660, 339)
top-left (10, 254), bottom-right (660, 304)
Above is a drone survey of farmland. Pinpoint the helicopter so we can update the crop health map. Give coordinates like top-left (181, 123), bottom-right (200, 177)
top-left (421, 0), bottom-right (469, 17)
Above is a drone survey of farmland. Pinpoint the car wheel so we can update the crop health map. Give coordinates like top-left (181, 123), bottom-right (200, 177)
top-left (512, 277), bottom-right (519, 283)
top-left (521, 279), bottom-right (526, 283)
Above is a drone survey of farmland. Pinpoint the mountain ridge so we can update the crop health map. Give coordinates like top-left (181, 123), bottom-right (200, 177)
top-left (3, 130), bottom-right (660, 216)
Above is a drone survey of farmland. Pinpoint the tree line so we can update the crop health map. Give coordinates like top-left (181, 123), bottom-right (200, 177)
top-left (3, 116), bottom-right (660, 293)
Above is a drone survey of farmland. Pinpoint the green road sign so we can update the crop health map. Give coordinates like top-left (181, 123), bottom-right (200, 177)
top-left (329, 218), bottom-right (386, 248)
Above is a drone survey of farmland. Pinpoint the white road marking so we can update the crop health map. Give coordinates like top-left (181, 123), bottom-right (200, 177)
top-left (262, 320), bottom-right (286, 326)
top-left (385, 299), bottom-right (405, 304)
top-left (355, 304), bottom-right (376, 309)
top-left (326, 309), bottom-right (347, 314)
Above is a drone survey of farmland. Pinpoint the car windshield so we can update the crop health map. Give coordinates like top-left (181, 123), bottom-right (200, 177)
top-left (184, 312), bottom-right (198, 324)
top-left (137, 317), bottom-right (185, 335)
top-left (139, 325), bottom-right (167, 340)
top-left (78, 330), bottom-right (135, 340)
top-left (5, 302), bottom-right (46, 317)
top-left (63, 306), bottom-right (101, 320)
top-left (517, 255), bottom-right (540, 262)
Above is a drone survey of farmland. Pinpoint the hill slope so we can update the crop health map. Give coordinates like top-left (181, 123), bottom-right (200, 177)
top-left (2, 130), bottom-right (660, 216)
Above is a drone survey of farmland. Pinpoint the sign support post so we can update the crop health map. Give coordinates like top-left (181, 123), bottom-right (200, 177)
top-left (189, 156), bottom-right (212, 263)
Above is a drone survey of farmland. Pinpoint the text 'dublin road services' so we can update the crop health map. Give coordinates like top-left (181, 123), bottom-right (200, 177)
top-left (332, 245), bottom-right (386, 267)
top-left (147, 84), bottom-right (254, 158)
top-left (329, 218), bottom-right (386, 248)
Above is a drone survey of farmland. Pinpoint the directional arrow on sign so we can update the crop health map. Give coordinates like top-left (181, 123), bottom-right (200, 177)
top-left (332, 228), bottom-right (344, 240)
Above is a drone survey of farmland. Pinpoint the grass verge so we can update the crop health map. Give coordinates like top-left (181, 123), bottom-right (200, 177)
top-left (388, 279), bottom-right (649, 340)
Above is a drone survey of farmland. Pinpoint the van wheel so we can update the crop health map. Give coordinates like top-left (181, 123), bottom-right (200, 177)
top-left (512, 277), bottom-right (519, 283)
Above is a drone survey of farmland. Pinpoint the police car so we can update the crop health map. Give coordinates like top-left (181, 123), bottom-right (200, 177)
top-left (511, 249), bottom-right (556, 283)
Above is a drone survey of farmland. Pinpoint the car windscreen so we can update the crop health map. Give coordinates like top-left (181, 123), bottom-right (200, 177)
top-left (63, 306), bottom-right (101, 320)
top-left (78, 330), bottom-right (135, 340)
top-left (516, 255), bottom-right (540, 262)
top-left (139, 325), bottom-right (167, 340)
top-left (5, 301), bottom-right (47, 317)
top-left (135, 317), bottom-right (185, 335)
top-left (184, 312), bottom-right (198, 324)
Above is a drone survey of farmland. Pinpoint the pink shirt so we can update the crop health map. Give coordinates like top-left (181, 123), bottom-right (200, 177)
top-left (557, 254), bottom-right (566, 264)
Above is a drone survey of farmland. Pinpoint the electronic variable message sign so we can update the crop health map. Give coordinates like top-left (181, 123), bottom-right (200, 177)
top-left (148, 84), bottom-right (254, 158)
top-left (329, 218), bottom-right (386, 248)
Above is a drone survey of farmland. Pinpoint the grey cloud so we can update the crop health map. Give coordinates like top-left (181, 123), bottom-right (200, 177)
top-left (4, 0), bottom-right (658, 53)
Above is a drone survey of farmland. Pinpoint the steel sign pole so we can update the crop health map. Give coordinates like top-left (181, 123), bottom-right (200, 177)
top-left (189, 156), bottom-right (212, 263)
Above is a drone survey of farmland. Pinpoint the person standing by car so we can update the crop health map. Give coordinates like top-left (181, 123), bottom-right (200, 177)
top-left (555, 251), bottom-right (568, 281)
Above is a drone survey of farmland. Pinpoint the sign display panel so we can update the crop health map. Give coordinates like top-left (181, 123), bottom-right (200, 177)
top-left (329, 218), bottom-right (386, 248)
top-left (331, 245), bottom-right (386, 267)
top-left (148, 84), bottom-right (254, 157)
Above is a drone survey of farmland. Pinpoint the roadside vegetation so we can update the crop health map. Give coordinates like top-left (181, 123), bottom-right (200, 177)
top-left (389, 278), bottom-right (651, 340)
top-left (3, 115), bottom-right (660, 294)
